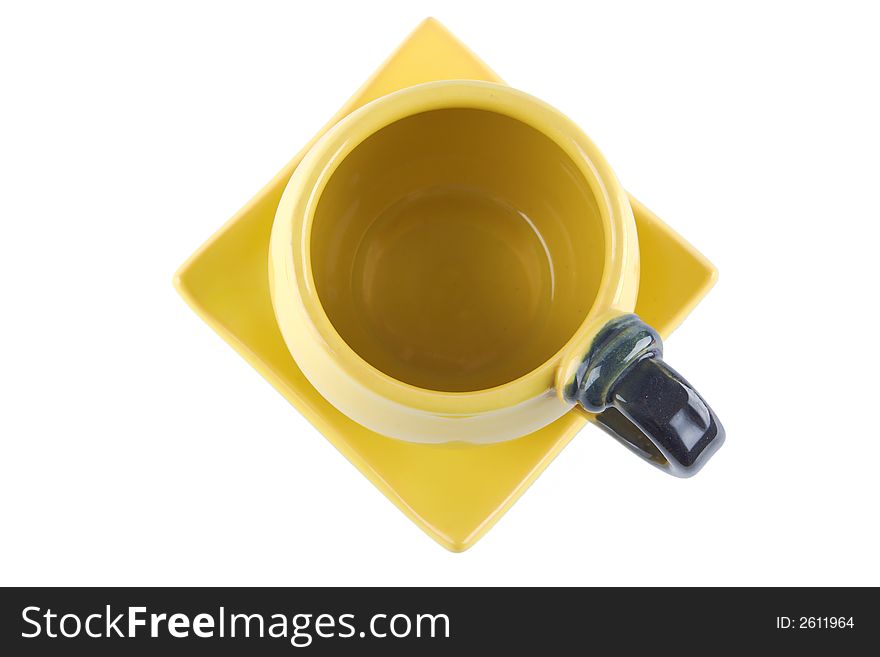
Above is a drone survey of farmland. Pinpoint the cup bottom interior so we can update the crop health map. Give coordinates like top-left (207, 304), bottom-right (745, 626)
top-left (349, 184), bottom-right (555, 391)
top-left (310, 108), bottom-right (604, 392)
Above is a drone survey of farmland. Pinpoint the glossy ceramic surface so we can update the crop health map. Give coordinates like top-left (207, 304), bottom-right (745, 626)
top-left (567, 314), bottom-right (724, 476)
top-left (269, 81), bottom-right (640, 443)
top-left (174, 18), bottom-right (718, 551)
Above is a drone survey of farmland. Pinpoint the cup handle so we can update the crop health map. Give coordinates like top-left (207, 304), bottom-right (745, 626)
top-left (565, 314), bottom-right (724, 477)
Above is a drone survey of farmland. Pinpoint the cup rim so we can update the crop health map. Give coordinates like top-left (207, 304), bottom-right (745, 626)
top-left (271, 80), bottom-right (636, 416)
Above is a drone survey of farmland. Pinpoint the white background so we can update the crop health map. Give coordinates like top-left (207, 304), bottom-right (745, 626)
top-left (2, 1), bottom-right (878, 586)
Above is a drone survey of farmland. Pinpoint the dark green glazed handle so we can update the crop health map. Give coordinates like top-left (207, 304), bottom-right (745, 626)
top-left (565, 314), bottom-right (724, 477)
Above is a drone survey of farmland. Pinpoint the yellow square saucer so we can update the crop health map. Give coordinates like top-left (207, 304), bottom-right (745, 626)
top-left (174, 18), bottom-right (717, 552)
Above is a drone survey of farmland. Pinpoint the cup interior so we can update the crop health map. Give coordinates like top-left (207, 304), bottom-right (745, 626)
top-left (310, 108), bottom-right (604, 392)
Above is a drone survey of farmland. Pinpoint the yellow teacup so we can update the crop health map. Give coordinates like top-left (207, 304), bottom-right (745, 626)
top-left (269, 80), bottom-right (723, 476)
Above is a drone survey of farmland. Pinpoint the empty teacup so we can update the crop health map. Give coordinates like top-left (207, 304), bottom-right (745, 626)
top-left (269, 80), bottom-right (723, 476)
